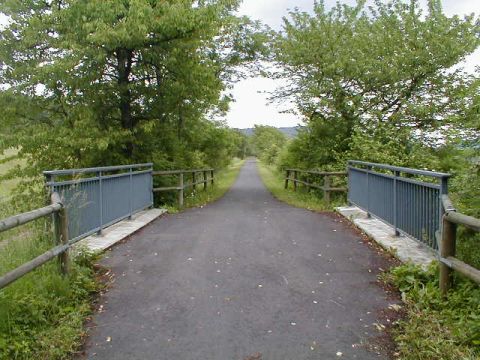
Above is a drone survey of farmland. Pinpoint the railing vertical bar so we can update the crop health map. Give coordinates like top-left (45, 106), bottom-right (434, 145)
top-left (421, 185), bottom-right (425, 245)
top-left (150, 165), bottom-right (154, 206)
top-left (393, 170), bottom-right (399, 236)
top-left (366, 166), bottom-right (371, 217)
top-left (129, 167), bottom-right (133, 219)
top-left (98, 171), bottom-right (103, 235)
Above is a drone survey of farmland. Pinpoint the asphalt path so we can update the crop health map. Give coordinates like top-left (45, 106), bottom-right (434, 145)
top-left (84, 159), bottom-right (393, 360)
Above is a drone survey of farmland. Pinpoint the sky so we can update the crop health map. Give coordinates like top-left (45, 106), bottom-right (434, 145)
top-left (227, 0), bottom-right (480, 129)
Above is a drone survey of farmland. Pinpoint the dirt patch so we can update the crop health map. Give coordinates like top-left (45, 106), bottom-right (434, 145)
top-left (74, 263), bottom-right (115, 359)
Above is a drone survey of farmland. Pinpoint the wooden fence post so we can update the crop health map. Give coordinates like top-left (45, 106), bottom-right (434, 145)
top-left (323, 175), bottom-right (331, 204)
top-left (178, 173), bottom-right (184, 207)
top-left (192, 172), bottom-right (196, 191)
top-left (440, 217), bottom-right (456, 296)
top-left (285, 170), bottom-right (289, 189)
top-left (59, 206), bottom-right (70, 275)
top-left (203, 171), bottom-right (207, 190)
top-left (211, 170), bottom-right (214, 186)
top-left (293, 171), bottom-right (297, 192)
top-left (52, 193), bottom-right (70, 276)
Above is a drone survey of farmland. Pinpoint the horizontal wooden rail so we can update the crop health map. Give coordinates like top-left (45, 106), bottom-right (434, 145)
top-left (444, 211), bottom-right (480, 232)
top-left (0, 192), bottom-right (70, 290)
top-left (153, 169), bottom-right (214, 176)
top-left (153, 168), bottom-right (215, 207)
top-left (0, 202), bottom-right (62, 233)
top-left (439, 195), bottom-right (480, 296)
top-left (284, 169), bottom-right (347, 204)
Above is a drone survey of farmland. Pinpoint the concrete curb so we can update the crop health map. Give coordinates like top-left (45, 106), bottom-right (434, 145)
top-left (74, 208), bottom-right (167, 253)
top-left (336, 206), bottom-right (436, 268)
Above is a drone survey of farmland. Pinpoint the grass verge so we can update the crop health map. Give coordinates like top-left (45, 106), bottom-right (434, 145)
top-left (256, 162), bottom-right (341, 211)
top-left (0, 229), bottom-right (100, 360)
top-left (0, 191), bottom-right (100, 359)
top-left (384, 263), bottom-right (480, 360)
top-left (164, 158), bottom-right (245, 213)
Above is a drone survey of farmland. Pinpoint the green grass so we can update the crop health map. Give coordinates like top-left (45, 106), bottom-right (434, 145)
top-left (165, 158), bottom-right (245, 212)
top-left (256, 162), bottom-right (343, 211)
top-left (0, 148), bottom-right (24, 200)
top-left (384, 263), bottom-right (480, 360)
top-left (0, 225), bottom-right (100, 359)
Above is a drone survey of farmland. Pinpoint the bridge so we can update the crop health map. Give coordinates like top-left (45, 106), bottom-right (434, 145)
top-left (1, 159), bottom-right (479, 359)
top-left (82, 159), bottom-right (395, 359)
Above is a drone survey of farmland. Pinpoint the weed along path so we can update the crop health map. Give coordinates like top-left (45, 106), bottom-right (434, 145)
top-left (83, 159), bottom-right (397, 360)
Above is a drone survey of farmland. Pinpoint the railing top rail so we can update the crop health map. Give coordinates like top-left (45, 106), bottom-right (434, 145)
top-left (348, 160), bottom-right (450, 178)
top-left (285, 169), bottom-right (347, 176)
top-left (153, 168), bottom-right (214, 175)
top-left (43, 163), bottom-right (153, 177)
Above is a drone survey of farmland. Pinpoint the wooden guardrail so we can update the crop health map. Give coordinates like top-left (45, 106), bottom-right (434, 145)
top-left (0, 192), bottom-right (69, 289)
top-left (153, 169), bottom-right (214, 207)
top-left (439, 195), bottom-right (480, 296)
top-left (284, 169), bottom-right (347, 204)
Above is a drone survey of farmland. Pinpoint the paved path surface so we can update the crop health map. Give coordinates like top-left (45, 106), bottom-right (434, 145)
top-left (84, 160), bottom-right (394, 360)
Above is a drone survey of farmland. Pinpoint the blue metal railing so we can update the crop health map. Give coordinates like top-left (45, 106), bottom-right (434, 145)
top-left (44, 164), bottom-right (153, 243)
top-left (347, 160), bottom-right (450, 250)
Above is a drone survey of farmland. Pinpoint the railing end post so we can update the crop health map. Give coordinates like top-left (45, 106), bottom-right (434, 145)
top-left (439, 216), bottom-right (456, 297)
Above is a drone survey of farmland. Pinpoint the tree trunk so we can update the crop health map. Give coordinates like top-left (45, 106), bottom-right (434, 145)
top-left (117, 48), bottom-right (134, 157)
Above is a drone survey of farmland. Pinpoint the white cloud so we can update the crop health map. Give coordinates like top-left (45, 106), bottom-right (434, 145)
top-left (226, 0), bottom-right (480, 129)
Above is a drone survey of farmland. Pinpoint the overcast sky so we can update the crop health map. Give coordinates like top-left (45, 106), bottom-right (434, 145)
top-left (228, 0), bottom-right (480, 129)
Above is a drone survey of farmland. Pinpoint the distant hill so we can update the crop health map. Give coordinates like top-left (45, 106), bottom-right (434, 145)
top-left (239, 126), bottom-right (300, 138)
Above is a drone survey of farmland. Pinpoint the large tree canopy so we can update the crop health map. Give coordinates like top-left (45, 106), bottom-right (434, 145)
top-left (0, 0), bottom-right (266, 178)
top-left (272, 0), bottom-right (479, 168)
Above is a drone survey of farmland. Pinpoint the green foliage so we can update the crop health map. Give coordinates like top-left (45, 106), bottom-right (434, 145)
top-left (385, 263), bottom-right (480, 359)
top-left (0, 0), bottom-right (265, 204)
top-left (249, 125), bottom-right (287, 164)
top-left (272, 0), bottom-right (479, 169)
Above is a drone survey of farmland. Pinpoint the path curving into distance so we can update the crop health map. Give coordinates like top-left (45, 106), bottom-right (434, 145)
top-left (83, 159), bottom-right (396, 360)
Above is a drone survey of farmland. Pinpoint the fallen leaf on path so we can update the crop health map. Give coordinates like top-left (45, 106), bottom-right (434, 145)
top-left (373, 322), bottom-right (386, 331)
top-left (388, 304), bottom-right (402, 311)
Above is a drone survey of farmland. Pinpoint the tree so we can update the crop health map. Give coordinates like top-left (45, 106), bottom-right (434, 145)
top-left (0, 0), bottom-right (267, 185)
top-left (272, 0), bottom-right (479, 168)
top-left (250, 125), bottom-right (286, 164)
